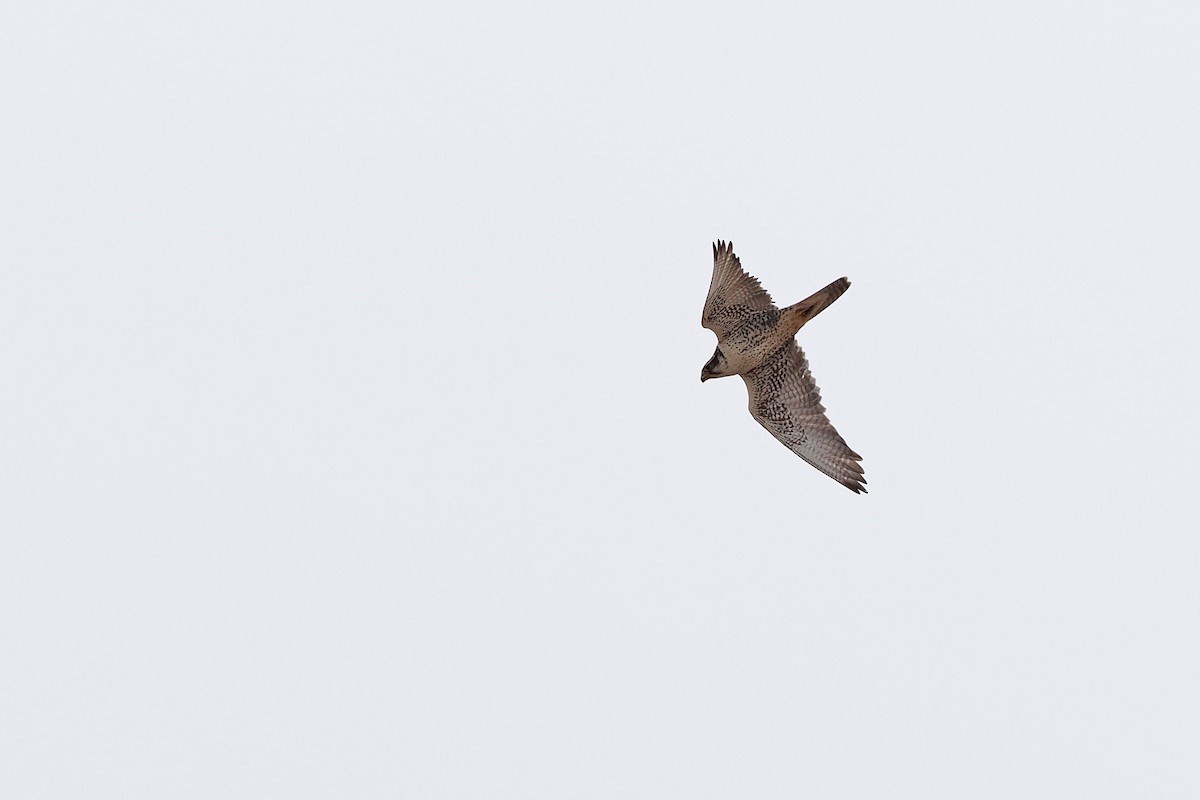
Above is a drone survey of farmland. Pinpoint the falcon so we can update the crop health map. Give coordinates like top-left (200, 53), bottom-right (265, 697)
top-left (701, 240), bottom-right (866, 493)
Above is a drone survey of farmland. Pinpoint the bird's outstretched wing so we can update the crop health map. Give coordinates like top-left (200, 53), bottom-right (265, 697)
top-left (702, 240), bottom-right (778, 339)
top-left (742, 342), bottom-right (867, 493)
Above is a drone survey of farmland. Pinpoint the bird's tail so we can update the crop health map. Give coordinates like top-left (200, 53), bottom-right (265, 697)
top-left (781, 277), bottom-right (851, 335)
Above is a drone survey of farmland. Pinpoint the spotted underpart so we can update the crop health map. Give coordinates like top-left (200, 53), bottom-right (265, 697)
top-left (701, 240), bottom-right (866, 494)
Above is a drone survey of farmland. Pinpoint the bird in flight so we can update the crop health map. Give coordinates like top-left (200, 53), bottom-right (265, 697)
top-left (701, 240), bottom-right (866, 493)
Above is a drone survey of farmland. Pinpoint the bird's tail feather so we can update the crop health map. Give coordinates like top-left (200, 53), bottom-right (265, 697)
top-left (782, 277), bottom-right (850, 335)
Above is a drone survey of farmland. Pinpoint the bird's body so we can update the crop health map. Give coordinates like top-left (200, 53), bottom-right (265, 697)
top-left (701, 240), bottom-right (866, 493)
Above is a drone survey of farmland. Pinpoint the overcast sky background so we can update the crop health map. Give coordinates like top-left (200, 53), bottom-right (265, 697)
top-left (3, 2), bottom-right (1199, 798)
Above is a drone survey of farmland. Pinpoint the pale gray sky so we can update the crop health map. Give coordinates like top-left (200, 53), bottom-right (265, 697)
top-left (3, 2), bottom-right (1198, 798)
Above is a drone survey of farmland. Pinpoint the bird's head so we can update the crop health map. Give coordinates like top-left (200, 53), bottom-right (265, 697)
top-left (700, 347), bottom-right (732, 382)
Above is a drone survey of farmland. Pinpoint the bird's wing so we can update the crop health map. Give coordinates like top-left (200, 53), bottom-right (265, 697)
top-left (702, 240), bottom-right (778, 339)
top-left (742, 342), bottom-right (867, 493)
